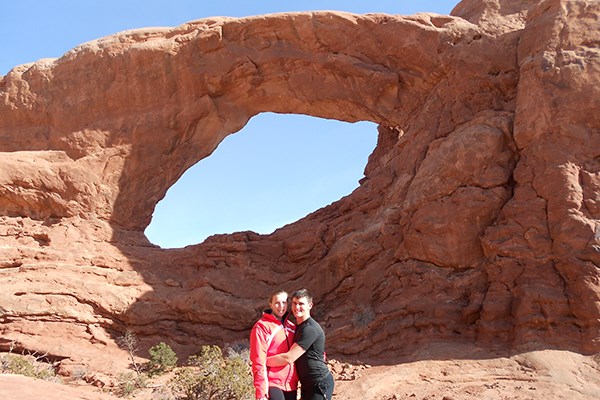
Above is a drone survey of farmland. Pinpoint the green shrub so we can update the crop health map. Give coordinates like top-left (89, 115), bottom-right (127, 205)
top-left (148, 342), bottom-right (178, 376)
top-left (2, 354), bottom-right (58, 381)
top-left (169, 345), bottom-right (252, 400)
top-left (8, 356), bottom-right (37, 377)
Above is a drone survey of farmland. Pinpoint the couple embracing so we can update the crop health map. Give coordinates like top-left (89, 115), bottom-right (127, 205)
top-left (250, 288), bottom-right (335, 400)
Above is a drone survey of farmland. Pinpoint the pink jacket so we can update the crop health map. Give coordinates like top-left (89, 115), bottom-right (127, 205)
top-left (250, 311), bottom-right (298, 398)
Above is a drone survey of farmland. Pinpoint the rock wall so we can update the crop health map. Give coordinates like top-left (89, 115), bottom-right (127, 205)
top-left (0, 0), bottom-right (598, 374)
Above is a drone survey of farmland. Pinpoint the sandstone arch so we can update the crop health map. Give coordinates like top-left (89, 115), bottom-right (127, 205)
top-left (0, 12), bottom-right (464, 230)
top-left (0, 0), bottom-right (599, 376)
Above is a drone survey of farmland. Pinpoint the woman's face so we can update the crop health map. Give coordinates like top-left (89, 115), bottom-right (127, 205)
top-left (270, 293), bottom-right (288, 319)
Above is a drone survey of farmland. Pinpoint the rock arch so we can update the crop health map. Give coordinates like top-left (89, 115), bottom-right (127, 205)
top-left (1, 12), bottom-right (456, 230)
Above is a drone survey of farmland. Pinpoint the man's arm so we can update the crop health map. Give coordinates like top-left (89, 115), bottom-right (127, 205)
top-left (266, 343), bottom-right (305, 366)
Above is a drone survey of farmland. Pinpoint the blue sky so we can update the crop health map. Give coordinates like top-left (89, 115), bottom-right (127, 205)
top-left (1, 1), bottom-right (458, 248)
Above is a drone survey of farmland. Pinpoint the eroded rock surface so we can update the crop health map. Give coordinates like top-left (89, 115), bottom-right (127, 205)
top-left (1, 0), bottom-right (599, 378)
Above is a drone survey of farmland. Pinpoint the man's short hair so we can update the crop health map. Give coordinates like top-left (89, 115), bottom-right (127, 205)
top-left (292, 288), bottom-right (313, 303)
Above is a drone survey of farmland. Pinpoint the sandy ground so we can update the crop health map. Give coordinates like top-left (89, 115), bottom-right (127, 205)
top-left (0, 374), bottom-right (117, 400)
top-left (2, 346), bottom-right (600, 400)
top-left (333, 348), bottom-right (600, 400)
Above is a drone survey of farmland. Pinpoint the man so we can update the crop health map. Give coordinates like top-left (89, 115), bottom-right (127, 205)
top-left (267, 289), bottom-right (334, 400)
top-left (250, 290), bottom-right (298, 400)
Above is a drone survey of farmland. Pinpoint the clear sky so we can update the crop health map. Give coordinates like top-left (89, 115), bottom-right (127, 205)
top-left (1, 1), bottom-right (459, 248)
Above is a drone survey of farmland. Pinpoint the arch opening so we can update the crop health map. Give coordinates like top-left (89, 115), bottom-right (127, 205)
top-left (145, 112), bottom-right (377, 248)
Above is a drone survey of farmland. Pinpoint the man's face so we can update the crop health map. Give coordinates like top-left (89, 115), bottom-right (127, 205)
top-left (292, 296), bottom-right (313, 320)
top-left (270, 293), bottom-right (288, 319)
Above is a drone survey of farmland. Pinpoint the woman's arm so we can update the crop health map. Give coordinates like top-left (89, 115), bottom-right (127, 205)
top-left (249, 325), bottom-right (269, 399)
top-left (266, 343), bottom-right (306, 366)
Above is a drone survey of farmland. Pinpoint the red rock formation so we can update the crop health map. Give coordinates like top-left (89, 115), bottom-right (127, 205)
top-left (0, 0), bottom-right (598, 377)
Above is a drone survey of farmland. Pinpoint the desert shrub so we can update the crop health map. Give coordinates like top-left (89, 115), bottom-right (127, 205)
top-left (118, 329), bottom-right (143, 375)
top-left (0, 354), bottom-right (10, 373)
top-left (7, 356), bottom-right (37, 377)
top-left (147, 342), bottom-right (178, 376)
top-left (169, 344), bottom-right (253, 400)
top-left (0, 340), bottom-right (16, 373)
top-left (224, 344), bottom-right (250, 363)
top-left (71, 365), bottom-right (89, 380)
top-left (150, 386), bottom-right (175, 400)
top-left (117, 371), bottom-right (148, 397)
top-left (353, 305), bottom-right (376, 328)
top-left (220, 349), bottom-right (253, 399)
top-left (2, 354), bottom-right (58, 381)
top-left (170, 368), bottom-right (204, 400)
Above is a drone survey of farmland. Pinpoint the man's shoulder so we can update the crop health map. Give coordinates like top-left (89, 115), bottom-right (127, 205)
top-left (307, 317), bottom-right (323, 329)
top-left (299, 318), bottom-right (323, 334)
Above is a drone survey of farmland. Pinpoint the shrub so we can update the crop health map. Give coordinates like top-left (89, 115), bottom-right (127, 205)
top-left (0, 354), bottom-right (9, 373)
top-left (8, 356), bottom-right (37, 377)
top-left (71, 365), bottom-right (89, 380)
top-left (2, 354), bottom-right (58, 381)
top-left (150, 386), bottom-right (175, 400)
top-left (353, 305), bottom-right (375, 328)
top-left (117, 371), bottom-right (148, 397)
top-left (118, 329), bottom-right (143, 375)
top-left (169, 345), bottom-right (253, 400)
top-left (148, 342), bottom-right (178, 376)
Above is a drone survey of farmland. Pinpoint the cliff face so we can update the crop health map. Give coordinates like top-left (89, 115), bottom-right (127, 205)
top-left (1, 0), bottom-right (599, 374)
